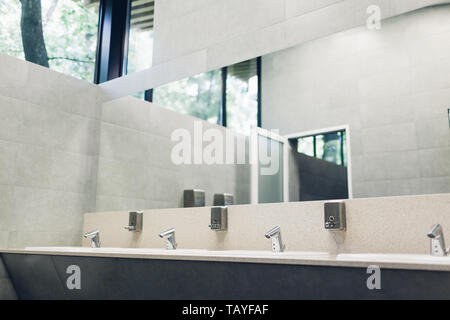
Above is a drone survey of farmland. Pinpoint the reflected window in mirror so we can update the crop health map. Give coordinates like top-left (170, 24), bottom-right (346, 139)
top-left (153, 70), bottom-right (223, 124)
top-left (151, 57), bottom-right (261, 132)
top-left (127, 0), bottom-right (154, 75)
top-left (297, 130), bottom-right (347, 167)
top-left (226, 59), bottom-right (259, 135)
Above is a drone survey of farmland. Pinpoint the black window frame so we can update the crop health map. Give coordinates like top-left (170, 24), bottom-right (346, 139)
top-left (94, 0), bottom-right (131, 84)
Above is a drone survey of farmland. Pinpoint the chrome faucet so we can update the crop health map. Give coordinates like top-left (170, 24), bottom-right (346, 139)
top-left (427, 224), bottom-right (449, 256)
top-left (84, 230), bottom-right (100, 248)
top-left (159, 228), bottom-right (177, 250)
top-left (265, 226), bottom-right (285, 252)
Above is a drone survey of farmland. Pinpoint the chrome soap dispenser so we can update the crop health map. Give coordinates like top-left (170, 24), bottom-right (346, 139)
top-left (324, 201), bottom-right (346, 231)
top-left (209, 206), bottom-right (228, 231)
top-left (124, 211), bottom-right (143, 232)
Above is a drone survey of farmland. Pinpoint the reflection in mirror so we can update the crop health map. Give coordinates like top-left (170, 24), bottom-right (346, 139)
top-left (150, 57), bottom-right (260, 134)
top-left (288, 128), bottom-right (350, 202)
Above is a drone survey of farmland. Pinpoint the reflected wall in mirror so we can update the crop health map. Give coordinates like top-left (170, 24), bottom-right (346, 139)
top-left (262, 6), bottom-right (450, 200)
top-left (287, 128), bottom-right (350, 202)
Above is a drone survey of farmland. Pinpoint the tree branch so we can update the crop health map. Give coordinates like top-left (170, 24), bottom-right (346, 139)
top-left (48, 56), bottom-right (94, 64)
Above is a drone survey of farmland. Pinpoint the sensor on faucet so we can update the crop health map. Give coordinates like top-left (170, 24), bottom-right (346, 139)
top-left (427, 224), bottom-right (449, 256)
top-left (265, 226), bottom-right (285, 252)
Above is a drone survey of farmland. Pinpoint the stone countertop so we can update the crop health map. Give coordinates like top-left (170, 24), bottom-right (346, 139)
top-left (2, 247), bottom-right (450, 272)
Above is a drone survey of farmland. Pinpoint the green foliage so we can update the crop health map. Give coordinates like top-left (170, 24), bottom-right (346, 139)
top-left (153, 70), bottom-right (259, 134)
top-left (127, 27), bottom-right (153, 74)
top-left (0, 0), bottom-right (98, 82)
top-left (153, 70), bottom-right (222, 124)
top-left (0, 0), bottom-right (24, 59)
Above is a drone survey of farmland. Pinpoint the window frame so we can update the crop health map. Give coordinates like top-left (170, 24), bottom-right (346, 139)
top-left (284, 125), bottom-right (353, 199)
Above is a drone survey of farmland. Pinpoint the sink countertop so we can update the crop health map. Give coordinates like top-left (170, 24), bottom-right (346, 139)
top-left (2, 247), bottom-right (450, 272)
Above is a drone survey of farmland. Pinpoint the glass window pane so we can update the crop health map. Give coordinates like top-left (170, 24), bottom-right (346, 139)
top-left (0, 0), bottom-right (99, 82)
top-left (297, 136), bottom-right (314, 157)
top-left (258, 135), bottom-right (283, 204)
top-left (316, 135), bottom-right (325, 159)
top-left (127, 0), bottom-right (154, 74)
top-left (153, 70), bottom-right (222, 124)
top-left (342, 131), bottom-right (347, 167)
top-left (296, 130), bottom-right (347, 166)
top-left (133, 91), bottom-right (145, 100)
top-left (321, 132), bottom-right (341, 165)
top-left (226, 59), bottom-right (258, 135)
top-left (0, 1), bottom-right (23, 60)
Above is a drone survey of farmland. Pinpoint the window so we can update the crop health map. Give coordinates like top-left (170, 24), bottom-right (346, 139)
top-left (226, 59), bottom-right (259, 135)
top-left (0, 0), bottom-right (99, 82)
top-left (127, 0), bottom-right (154, 75)
top-left (152, 58), bottom-right (261, 133)
top-left (297, 130), bottom-right (347, 166)
top-left (153, 70), bottom-right (222, 124)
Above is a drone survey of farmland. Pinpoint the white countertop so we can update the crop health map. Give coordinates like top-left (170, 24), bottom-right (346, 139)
top-left (2, 247), bottom-right (450, 272)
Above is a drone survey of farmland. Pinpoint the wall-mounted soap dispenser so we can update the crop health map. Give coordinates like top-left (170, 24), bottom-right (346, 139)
top-left (324, 201), bottom-right (346, 231)
top-left (209, 206), bottom-right (228, 231)
top-left (124, 211), bottom-right (143, 232)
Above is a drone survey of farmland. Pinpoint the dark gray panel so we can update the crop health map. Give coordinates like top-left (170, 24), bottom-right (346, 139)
top-left (292, 152), bottom-right (348, 201)
top-left (2, 253), bottom-right (67, 300)
top-left (0, 255), bottom-right (18, 300)
top-left (5, 253), bottom-right (450, 300)
top-left (0, 255), bottom-right (8, 279)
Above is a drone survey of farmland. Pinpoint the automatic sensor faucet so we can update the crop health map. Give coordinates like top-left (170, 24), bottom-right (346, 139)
top-left (265, 226), bottom-right (285, 253)
top-left (427, 224), bottom-right (449, 256)
top-left (84, 230), bottom-right (100, 248)
top-left (159, 228), bottom-right (177, 250)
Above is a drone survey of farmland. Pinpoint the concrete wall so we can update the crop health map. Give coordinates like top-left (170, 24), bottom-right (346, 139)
top-left (0, 54), bottom-right (102, 248)
top-left (99, 0), bottom-right (450, 99)
top-left (153, 0), bottom-right (450, 69)
top-left (95, 96), bottom-right (250, 211)
top-left (262, 5), bottom-right (450, 198)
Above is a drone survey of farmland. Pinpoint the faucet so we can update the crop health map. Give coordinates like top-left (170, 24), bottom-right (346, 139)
top-left (265, 226), bottom-right (285, 252)
top-left (84, 230), bottom-right (100, 248)
top-left (159, 228), bottom-right (177, 250)
top-left (427, 224), bottom-right (449, 256)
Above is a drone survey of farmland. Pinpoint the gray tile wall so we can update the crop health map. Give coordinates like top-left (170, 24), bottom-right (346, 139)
top-left (150, 0), bottom-right (449, 82)
top-left (95, 97), bottom-right (250, 212)
top-left (0, 54), bottom-right (102, 248)
top-left (262, 6), bottom-right (450, 198)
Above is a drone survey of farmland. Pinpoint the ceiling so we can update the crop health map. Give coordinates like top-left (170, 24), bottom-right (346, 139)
top-left (228, 58), bottom-right (258, 82)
